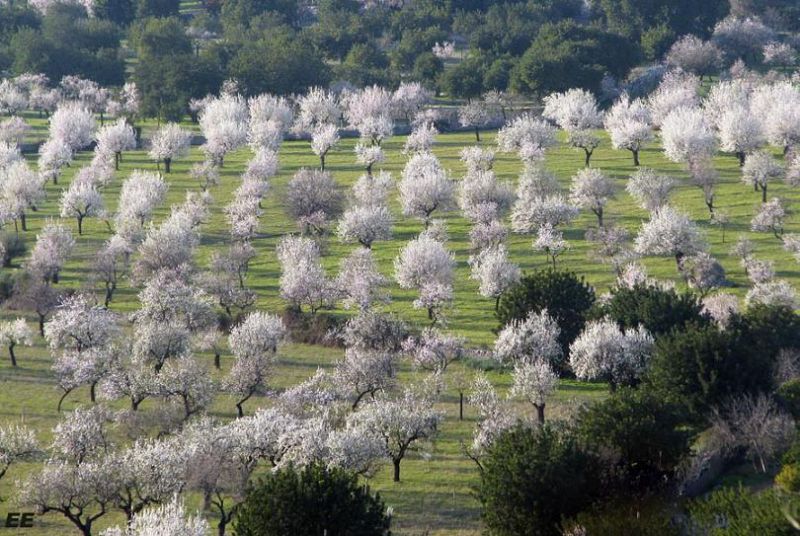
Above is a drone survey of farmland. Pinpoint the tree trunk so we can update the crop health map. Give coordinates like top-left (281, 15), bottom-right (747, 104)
top-left (459, 392), bottom-right (464, 421)
top-left (596, 208), bottom-right (603, 228)
top-left (9, 343), bottom-right (17, 367)
top-left (214, 352), bottom-right (221, 369)
top-left (737, 152), bottom-right (746, 167)
top-left (320, 155), bottom-right (325, 171)
top-left (20, 212), bottom-right (26, 231)
top-left (165, 158), bottom-right (171, 173)
top-left (38, 314), bottom-right (45, 337)
top-left (393, 459), bottom-right (401, 482)
top-left (535, 403), bottom-right (545, 424)
top-left (632, 149), bottom-right (640, 167)
top-left (474, 126), bottom-right (480, 142)
top-left (762, 184), bottom-right (767, 203)
top-left (104, 284), bottom-right (113, 308)
top-left (584, 149), bottom-right (592, 167)
top-left (90, 382), bottom-right (96, 403)
top-left (495, 295), bottom-right (500, 311)
top-left (57, 389), bottom-right (71, 412)
top-left (77, 216), bottom-right (83, 235)
top-left (114, 152), bottom-right (120, 170)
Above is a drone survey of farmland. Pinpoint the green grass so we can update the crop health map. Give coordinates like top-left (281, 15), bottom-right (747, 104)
top-left (1, 120), bottom-right (799, 534)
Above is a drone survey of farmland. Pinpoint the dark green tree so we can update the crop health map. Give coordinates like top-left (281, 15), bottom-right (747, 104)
top-left (233, 463), bottom-right (391, 536)
top-left (645, 324), bottom-right (775, 422)
top-left (511, 21), bottom-right (639, 96)
top-left (598, 283), bottom-right (708, 337)
top-left (227, 34), bottom-right (331, 96)
top-left (575, 388), bottom-right (691, 492)
top-left (440, 57), bottom-right (485, 99)
top-left (477, 424), bottom-right (601, 536)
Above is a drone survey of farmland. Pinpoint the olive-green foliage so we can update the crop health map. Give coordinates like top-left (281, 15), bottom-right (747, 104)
top-left (233, 463), bottom-right (391, 536)
top-left (477, 424), bottom-right (601, 536)
top-left (496, 270), bottom-right (596, 360)
top-left (575, 388), bottom-right (691, 492)
top-left (565, 497), bottom-right (679, 536)
top-left (688, 485), bottom-right (800, 535)
top-left (598, 283), bottom-right (708, 337)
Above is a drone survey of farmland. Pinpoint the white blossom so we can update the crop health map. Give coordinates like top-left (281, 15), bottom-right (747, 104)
top-left (494, 309), bottom-right (562, 366)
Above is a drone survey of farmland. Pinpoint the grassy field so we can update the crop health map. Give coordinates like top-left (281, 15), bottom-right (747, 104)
top-left (1, 118), bottom-right (799, 534)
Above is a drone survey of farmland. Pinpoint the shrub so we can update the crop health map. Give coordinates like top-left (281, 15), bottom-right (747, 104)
top-left (564, 496), bottom-right (678, 536)
top-left (477, 424), bottom-right (601, 536)
top-left (688, 486), bottom-right (800, 535)
top-left (776, 463), bottom-right (800, 492)
top-left (233, 463), bottom-right (391, 536)
top-left (496, 270), bottom-right (595, 359)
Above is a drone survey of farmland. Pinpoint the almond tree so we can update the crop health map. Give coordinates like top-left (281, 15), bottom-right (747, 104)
top-left (337, 205), bottom-right (393, 249)
top-left (493, 309), bottom-right (562, 367)
top-left (646, 71), bottom-right (700, 127)
top-left (0, 424), bottom-right (39, 481)
top-left (198, 94), bottom-right (247, 166)
top-left (569, 319), bottom-right (654, 390)
top-left (403, 122), bottom-right (438, 155)
top-left (38, 138), bottom-right (73, 184)
top-left (349, 383), bottom-right (442, 482)
top-left (665, 35), bottom-right (721, 79)
top-left (604, 94), bottom-right (653, 166)
top-left (634, 206), bottom-right (705, 272)
top-left (398, 152), bottom-right (454, 227)
top-left (115, 170), bottom-right (168, 228)
top-left (660, 106), bottom-right (716, 164)
top-left (95, 119), bottom-right (136, 170)
top-left (148, 123), bottom-right (192, 173)
top-left (569, 168), bottom-right (614, 227)
top-left (626, 168), bottom-right (675, 214)
top-left (742, 150), bottom-right (782, 203)
top-left (276, 235), bottom-right (337, 314)
top-left (394, 235), bottom-right (455, 322)
top-left (310, 123), bottom-right (339, 170)
top-left (496, 114), bottom-right (557, 162)
top-left (336, 247), bottom-right (389, 311)
top-left (45, 293), bottom-right (120, 408)
top-left (458, 101), bottom-right (491, 142)
top-left (0, 160), bottom-right (46, 231)
top-left (104, 495), bottom-right (207, 536)
top-left (48, 102), bottom-right (96, 154)
top-left (543, 88), bottom-right (604, 166)
top-left (751, 197), bottom-right (787, 238)
top-left (335, 348), bottom-right (397, 410)
top-left (287, 168), bottom-right (343, 235)
top-left (26, 221), bottom-right (75, 284)
top-left (247, 93), bottom-right (293, 151)
top-left (59, 179), bottom-right (104, 235)
top-left (403, 328), bottom-right (464, 372)
top-left (717, 106), bottom-right (764, 166)
top-left (345, 85), bottom-right (394, 146)
top-left (0, 318), bottom-right (33, 367)
top-left (469, 245), bottom-right (520, 310)
top-left (224, 312), bottom-right (286, 416)
top-left (510, 361), bottom-right (558, 423)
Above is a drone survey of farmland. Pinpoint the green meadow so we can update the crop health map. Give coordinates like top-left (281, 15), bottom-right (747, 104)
top-left (1, 118), bottom-right (798, 534)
